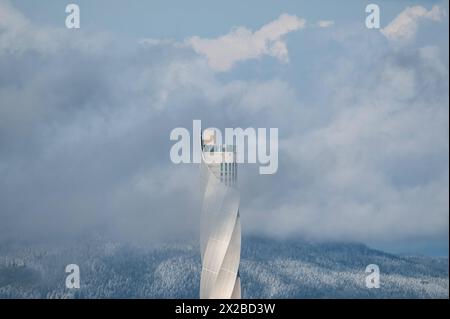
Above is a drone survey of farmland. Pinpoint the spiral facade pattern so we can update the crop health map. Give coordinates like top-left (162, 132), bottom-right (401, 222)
top-left (200, 135), bottom-right (241, 299)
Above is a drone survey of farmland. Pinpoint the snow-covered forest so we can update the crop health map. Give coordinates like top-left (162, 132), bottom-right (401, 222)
top-left (0, 236), bottom-right (448, 298)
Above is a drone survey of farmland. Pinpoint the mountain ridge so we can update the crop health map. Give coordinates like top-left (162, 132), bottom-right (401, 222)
top-left (0, 236), bottom-right (448, 298)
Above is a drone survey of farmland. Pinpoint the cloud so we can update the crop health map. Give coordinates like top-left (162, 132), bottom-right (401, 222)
top-left (242, 45), bottom-right (448, 246)
top-left (381, 5), bottom-right (444, 41)
top-left (0, 1), bottom-right (448, 255)
top-left (0, 0), bottom-right (27, 30)
top-left (0, 0), bottom-right (110, 54)
top-left (317, 20), bottom-right (335, 28)
top-left (186, 14), bottom-right (305, 71)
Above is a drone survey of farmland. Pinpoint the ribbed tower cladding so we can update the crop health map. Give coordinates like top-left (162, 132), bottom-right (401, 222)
top-left (199, 129), bottom-right (241, 299)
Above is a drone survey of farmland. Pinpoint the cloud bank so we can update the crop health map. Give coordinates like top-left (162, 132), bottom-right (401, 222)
top-left (0, 1), bottom-right (448, 254)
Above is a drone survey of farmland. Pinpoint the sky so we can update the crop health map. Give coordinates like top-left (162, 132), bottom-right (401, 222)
top-left (0, 0), bottom-right (448, 256)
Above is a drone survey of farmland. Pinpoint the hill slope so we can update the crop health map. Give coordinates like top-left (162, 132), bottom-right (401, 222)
top-left (0, 236), bottom-right (448, 298)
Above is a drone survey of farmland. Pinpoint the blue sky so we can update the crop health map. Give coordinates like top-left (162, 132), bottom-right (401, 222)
top-left (0, 0), bottom-right (448, 256)
top-left (10, 0), bottom-right (443, 37)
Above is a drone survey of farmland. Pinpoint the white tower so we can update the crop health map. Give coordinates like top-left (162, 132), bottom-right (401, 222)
top-left (200, 129), bottom-right (241, 299)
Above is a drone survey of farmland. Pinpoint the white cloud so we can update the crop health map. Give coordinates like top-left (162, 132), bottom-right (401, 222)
top-left (0, 1), bottom-right (448, 252)
top-left (0, 0), bottom-right (109, 54)
top-left (186, 14), bottom-right (305, 71)
top-left (0, 0), bottom-right (28, 30)
top-left (317, 20), bottom-right (335, 28)
top-left (252, 41), bottom-right (449, 244)
top-left (381, 5), bottom-right (444, 41)
top-left (139, 38), bottom-right (175, 46)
